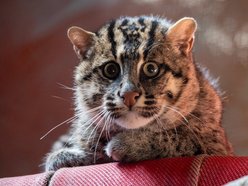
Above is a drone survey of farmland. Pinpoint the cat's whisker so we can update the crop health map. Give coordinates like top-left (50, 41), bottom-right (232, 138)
top-left (108, 116), bottom-right (114, 140)
top-left (188, 112), bottom-right (205, 126)
top-left (57, 83), bottom-right (76, 91)
top-left (94, 111), bottom-right (111, 160)
top-left (163, 105), bottom-right (192, 139)
top-left (165, 105), bottom-right (206, 145)
top-left (79, 105), bottom-right (103, 115)
top-left (86, 110), bottom-right (107, 145)
top-left (154, 106), bottom-right (180, 147)
top-left (93, 111), bottom-right (110, 163)
top-left (51, 95), bottom-right (70, 102)
top-left (157, 106), bottom-right (179, 142)
top-left (61, 110), bottom-right (104, 147)
top-left (83, 109), bottom-right (106, 135)
top-left (59, 108), bottom-right (104, 147)
top-left (74, 106), bottom-right (104, 128)
top-left (88, 105), bottom-right (103, 112)
top-left (164, 105), bottom-right (189, 124)
top-left (153, 107), bottom-right (165, 130)
top-left (153, 113), bottom-right (172, 148)
top-left (180, 120), bottom-right (206, 154)
top-left (40, 115), bottom-right (78, 140)
top-left (168, 105), bottom-right (205, 126)
top-left (78, 87), bottom-right (100, 93)
top-left (76, 106), bottom-right (104, 132)
top-left (105, 113), bottom-right (112, 141)
top-left (153, 116), bottom-right (163, 145)
top-left (163, 106), bottom-right (206, 153)
top-left (104, 114), bottom-right (109, 141)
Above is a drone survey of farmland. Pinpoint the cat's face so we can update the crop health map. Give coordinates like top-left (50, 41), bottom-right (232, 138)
top-left (69, 16), bottom-right (197, 129)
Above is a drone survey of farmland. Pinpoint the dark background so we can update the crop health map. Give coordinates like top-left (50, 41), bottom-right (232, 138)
top-left (1, 0), bottom-right (247, 178)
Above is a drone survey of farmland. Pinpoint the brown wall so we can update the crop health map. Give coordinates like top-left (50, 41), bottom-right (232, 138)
top-left (1, 0), bottom-right (247, 177)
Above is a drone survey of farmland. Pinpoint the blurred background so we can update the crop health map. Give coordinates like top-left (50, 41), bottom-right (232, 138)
top-left (0, 0), bottom-right (247, 178)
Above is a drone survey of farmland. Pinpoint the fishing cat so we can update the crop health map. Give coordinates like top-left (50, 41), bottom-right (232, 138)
top-left (45, 16), bottom-right (233, 171)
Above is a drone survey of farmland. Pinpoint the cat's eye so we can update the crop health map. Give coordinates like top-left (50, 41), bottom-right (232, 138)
top-left (102, 61), bottom-right (120, 80)
top-left (143, 62), bottom-right (160, 78)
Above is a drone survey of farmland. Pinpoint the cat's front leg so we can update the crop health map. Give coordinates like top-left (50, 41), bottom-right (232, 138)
top-left (45, 147), bottom-right (90, 171)
top-left (105, 130), bottom-right (160, 162)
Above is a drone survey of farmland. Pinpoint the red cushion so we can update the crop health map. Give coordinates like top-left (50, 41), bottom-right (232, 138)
top-left (199, 156), bottom-right (248, 185)
top-left (0, 171), bottom-right (54, 186)
top-left (1, 156), bottom-right (248, 186)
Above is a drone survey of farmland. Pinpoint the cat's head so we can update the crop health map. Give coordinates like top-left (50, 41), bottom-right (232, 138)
top-left (68, 16), bottom-right (199, 129)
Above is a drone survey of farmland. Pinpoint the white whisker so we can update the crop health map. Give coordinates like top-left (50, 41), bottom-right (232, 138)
top-left (82, 105), bottom-right (103, 115)
top-left (86, 111), bottom-right (106, 145)
top-left (180, 121), bottom-right (206, 153)
top-left (51, 95), bottom-right (69, 102)
top-left (105, 113), bottom-right (112, 141)
top-left (163, 105), bottom-right (206, 153)
top-left (57, 83), bottom-right (76, 91)
top-left (40, 115), bottom-right (77, 140)
top-left (83, 109), bottom-right (105, 135)
top-left (63, 109), bottom-right (104, 148)
top-left (188, 112), bottom-right (205, 126)
top-left (93, 111), bottom-right (110, 163)
top-left (165, 105), bottom-right (189, 124)
top-left (153, 114), bottom-right (172, 148)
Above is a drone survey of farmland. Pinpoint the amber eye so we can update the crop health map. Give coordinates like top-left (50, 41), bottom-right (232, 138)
top-left (143, 62), bottom-right (160, 78)
top-left (102, 61), bottom-right (120, 80)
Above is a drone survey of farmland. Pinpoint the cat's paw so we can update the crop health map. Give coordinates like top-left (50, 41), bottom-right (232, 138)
top-left (45, 148), bottom-right (86, 171)
top-left (105, 139), bottom-right (125, 161)
top-left (105, 141), bottom-right (122, 161)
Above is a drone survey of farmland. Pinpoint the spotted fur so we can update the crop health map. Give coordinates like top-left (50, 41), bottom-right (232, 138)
top-left (44, 16), bottom-right (233, 171)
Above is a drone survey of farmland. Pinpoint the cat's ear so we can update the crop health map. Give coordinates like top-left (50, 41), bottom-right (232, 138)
top-left (67, 26), bottom-right (95, 59)
top-left (166, 17), bottom-right (197, 56)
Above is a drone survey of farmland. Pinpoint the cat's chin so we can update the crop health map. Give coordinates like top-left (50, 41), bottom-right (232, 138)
top-left (114, 112), bottom-right (154, 129)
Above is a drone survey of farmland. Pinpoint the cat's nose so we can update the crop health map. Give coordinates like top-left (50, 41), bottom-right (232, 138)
top-left (121, 91), bottom-right (140, 108)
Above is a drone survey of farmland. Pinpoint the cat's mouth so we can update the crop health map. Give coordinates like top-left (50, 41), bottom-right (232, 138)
top-left (107, 105), bottom-right (161, 129)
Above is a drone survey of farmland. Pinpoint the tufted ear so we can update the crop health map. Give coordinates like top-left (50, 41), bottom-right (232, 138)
top-left (166, 17), bottom-right (197, 56)
top-left (67, 26), bottom-right (95, 59)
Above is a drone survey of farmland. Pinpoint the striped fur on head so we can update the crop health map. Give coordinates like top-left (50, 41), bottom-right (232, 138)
top-left (68, 16), bottom-right (197, 129)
